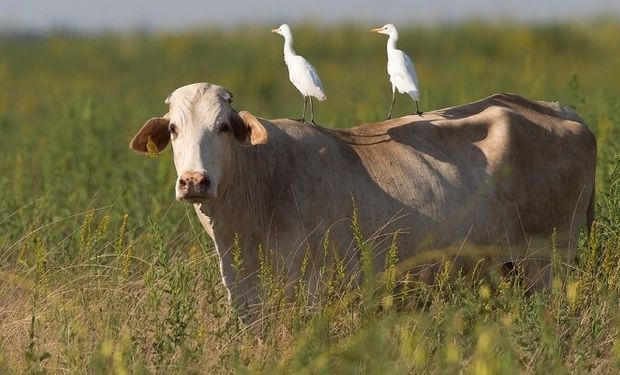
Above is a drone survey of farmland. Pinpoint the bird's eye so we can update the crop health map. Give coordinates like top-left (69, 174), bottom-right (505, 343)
top-left (168, 123), bottom-right (177, 135)
top-left (219, 123), bottom-right (230, 133)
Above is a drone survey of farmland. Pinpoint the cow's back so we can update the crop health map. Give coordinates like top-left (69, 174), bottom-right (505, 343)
top-left (320, 93), bottom-right (596, 258)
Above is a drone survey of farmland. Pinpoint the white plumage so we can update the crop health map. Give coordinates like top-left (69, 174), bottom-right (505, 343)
top-left (272, 24), bottom-right (326, 124)
top-left (371, 23), bottom-right (422, 118)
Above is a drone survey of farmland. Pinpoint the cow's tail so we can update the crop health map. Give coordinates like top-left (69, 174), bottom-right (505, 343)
top-left (586, 184), bottom-right (595, 236)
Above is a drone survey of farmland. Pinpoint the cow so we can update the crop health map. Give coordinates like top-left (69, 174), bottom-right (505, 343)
top-left (130, 82), bottom-right (596, 323)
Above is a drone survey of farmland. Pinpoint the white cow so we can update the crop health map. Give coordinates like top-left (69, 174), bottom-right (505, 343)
top-left (130, 83), bottom-right (596, 323)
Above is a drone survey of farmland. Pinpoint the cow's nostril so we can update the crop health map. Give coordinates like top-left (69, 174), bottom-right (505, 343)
top-left (179, 172), bottom-right (210, 197)
top-left (199, 178), bottom-right (210, 189)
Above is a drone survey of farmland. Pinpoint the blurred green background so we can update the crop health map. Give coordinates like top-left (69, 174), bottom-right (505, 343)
top-left (0, 22), bottom-right (620, 223)
top-left (1, 23), bottom-right (618, 233)
top-left (1, 22), bottom-right (620, 373)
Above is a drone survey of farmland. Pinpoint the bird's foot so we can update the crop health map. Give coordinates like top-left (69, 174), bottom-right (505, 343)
top-left (416, 111), bottom-right (424, 117)
top-left (309, 120), bottom-right (319, 126)
top-left (289, 117), bottom-right (307, 123)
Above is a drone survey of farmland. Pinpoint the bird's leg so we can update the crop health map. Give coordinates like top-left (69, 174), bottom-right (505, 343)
top-left (301, 96), bottom-right (307, 123)
top-left (387, 90), bottom-right (396, 119)
top-left (309, 97), bottom-right (317, 125)
top-left (415, 101), bottom-right (423, 117)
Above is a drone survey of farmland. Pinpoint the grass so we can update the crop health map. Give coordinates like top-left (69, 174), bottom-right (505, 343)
top-left (1, 20), bottom-right (620, 373)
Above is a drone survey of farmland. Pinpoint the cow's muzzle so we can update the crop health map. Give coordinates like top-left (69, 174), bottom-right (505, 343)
top-left (177, 171), bottom-right (211, 202)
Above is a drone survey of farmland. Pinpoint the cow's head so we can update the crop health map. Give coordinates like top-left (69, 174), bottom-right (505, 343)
top-left (130, 83), bottom-right (268, 202)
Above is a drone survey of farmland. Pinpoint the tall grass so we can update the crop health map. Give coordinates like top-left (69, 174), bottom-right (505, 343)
top-left (1, 21), bottom-right (620, 373)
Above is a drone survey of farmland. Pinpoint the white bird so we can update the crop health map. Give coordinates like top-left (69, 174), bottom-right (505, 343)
top-left (371, 24), bottom-right (422, 119)
top-left (272, 24), bottom-right (326, 124)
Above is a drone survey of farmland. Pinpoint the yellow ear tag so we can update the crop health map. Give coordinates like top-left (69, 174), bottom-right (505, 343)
top-left (146, 135), bottom-right (159, 158)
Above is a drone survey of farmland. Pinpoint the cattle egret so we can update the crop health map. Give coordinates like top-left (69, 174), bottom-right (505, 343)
top-left (371, 24), bottom-right (422, 118)
top-left (272, 24), bottom-right (326, 124)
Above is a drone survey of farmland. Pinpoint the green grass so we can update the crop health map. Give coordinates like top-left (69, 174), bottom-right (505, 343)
top-left (1, 21), bottom-right (620, 373)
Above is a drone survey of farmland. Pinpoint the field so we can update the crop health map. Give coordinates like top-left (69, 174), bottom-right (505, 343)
top-left (1, 21), bottom-right (620, 373)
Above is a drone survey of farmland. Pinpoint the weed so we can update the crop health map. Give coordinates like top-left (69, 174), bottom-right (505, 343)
top-left (1, 22), bottom-right (620, 373)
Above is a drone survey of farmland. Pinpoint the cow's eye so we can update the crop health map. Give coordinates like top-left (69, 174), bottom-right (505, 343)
top-left (168, 123), bottom-right (177, 135)
top-left (219, 123), bottom-right (230, 133)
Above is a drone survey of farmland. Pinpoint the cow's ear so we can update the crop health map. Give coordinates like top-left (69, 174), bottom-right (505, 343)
top-left (129, 117), bottom-right (171, 155)
top-left (231, 111), bottom-right (268, 146)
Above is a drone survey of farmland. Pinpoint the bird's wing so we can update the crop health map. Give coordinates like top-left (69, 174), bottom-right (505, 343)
top-left (289, 55), bottom-right (326, 100)
top-left (400, 52), bottom-right (419, 88)
top-left (388, 50), bottom-right (420, 93)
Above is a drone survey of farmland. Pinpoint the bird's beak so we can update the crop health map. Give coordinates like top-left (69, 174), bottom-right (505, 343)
top-left (370, 27), bottom-right (382, 33)
top-left (271, 29), bottom-right (278, 33)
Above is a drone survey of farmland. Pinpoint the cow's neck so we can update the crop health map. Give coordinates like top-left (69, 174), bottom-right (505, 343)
top-left (200, 141), bottom-right (273, 242)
